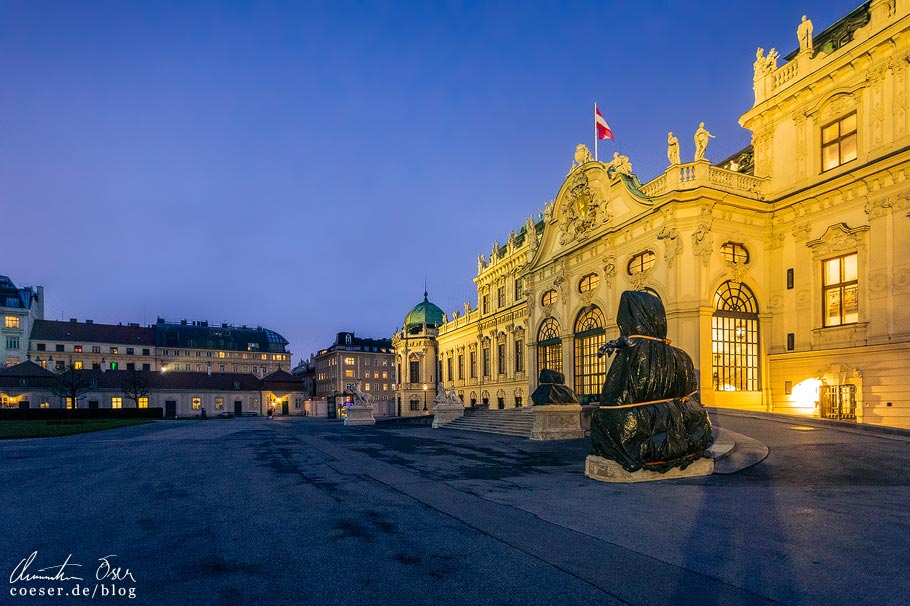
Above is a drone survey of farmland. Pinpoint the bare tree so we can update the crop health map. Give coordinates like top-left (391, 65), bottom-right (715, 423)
top-left (120, 369), bottom-right (151, 408)
top-left (51, 364), bottom-right (93, 409)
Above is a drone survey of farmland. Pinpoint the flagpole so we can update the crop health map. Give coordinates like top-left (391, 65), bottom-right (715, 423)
top-left (593, 102), bottom-right (598, 162)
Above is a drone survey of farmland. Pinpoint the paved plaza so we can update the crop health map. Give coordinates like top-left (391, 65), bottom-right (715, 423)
top-left (2, 411), bottom-right (909, 606)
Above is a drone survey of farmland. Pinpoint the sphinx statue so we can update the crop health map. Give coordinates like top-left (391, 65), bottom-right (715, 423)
top-left (590, 290), bottom-right (712, 473)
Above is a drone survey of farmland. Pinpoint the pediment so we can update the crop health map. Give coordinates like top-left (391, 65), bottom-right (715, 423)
top-left (525, 153), bottom-right (653, 273)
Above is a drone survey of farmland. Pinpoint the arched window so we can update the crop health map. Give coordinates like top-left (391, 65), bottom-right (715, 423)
top-left (537, 318), bottom-right (562, 374)
top-left (712, 281), bottom-right (760, 392)
top-left (541, 289), bottom-right (558, 306)
top-left (574, 306), bottom-right (606, 400)
top-left (578, 273), bottom-right (600, 293)
top-left (628, 250), bottom-right (656, 275)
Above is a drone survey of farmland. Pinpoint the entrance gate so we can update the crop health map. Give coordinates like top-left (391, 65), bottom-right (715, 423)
top-left (822, 384), bottom-right (856, 420)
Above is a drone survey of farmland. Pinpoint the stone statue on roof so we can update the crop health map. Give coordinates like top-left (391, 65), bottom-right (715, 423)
top-left (477, 254), bottom-right (487, 273)
top-left (797, 15), bottom-right (813, 53)
top-left (608, 152), bottom-right (633, 176)
top-left (667, 132), bottom-right (680, 166)
top-left (574, 144), bottom-right (593, 167)
top-left (693, 122), bottom-right (715, 161)
top-left (525, 216), bottom-right (539, 249)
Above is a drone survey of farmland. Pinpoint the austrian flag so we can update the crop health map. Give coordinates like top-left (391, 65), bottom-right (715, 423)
top-left (595, 107), bottom-right (614, 141)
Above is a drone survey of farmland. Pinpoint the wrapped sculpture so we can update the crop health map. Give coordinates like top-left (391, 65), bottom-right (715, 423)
top-left (590, 290), bottom-right (712, 473)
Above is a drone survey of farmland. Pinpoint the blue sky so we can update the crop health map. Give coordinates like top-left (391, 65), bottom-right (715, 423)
top-left (1, 0), bottom-right (861, 361)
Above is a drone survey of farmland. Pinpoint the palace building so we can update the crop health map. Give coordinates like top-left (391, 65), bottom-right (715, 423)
top-left (29, 317), bottom-right (292, 376)
top-left (396, 1), bottom-right (910, 428)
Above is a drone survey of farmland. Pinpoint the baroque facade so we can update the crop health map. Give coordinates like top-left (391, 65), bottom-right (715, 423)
top-left (420, 1), bottom-right (910, 428)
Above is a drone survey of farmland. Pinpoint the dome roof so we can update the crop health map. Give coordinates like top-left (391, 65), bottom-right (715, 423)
top-left (404, 292), bottom-right (444, 332)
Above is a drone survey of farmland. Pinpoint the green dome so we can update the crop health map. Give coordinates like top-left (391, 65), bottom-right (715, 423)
top-left (404, 291), bottom-right (444, 332)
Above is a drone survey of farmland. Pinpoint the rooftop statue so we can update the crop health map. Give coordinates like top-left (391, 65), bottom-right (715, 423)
top-left (590, 290), bottom-right (713, 473)
top-left (693, 122), bottom-right (715, 161)
top-left (667, 132), bottom-right (680, 166)
top-left (574, 144), bottom-right (593, 167)
top-left (608, 151), bottom-right (633, 176)
top-left (797, 15), bottom-right (813, 53)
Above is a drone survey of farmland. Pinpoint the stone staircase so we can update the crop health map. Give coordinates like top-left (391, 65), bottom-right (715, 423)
top-left (441, 406), bottom-right (534, 438)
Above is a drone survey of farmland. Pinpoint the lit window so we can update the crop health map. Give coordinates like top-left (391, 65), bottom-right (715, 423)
top-left (541, 289), bottom-right (558, 306)
top-left (110, 347), bottom-right (118, 354)
top-left (364, 384), bottom-right (371, 391)
top-left (138, 397), bottom-right (148, 409)
top-left (578, 273), bottom-right (600, 293)
top-left (345, 357), bottom-right (355, 365)
top-left (628, 251), bottom-right (656, 275)
top-left (4, 316), bottom-right (19, 329)
top-left (74, 345), bottom-right (83, 353)
top-left (821, 112), bottom-right (857, 171)
top-left (215, 397), bottom-right (224, 409)
top-left (712, 281), bottom-right (760, 392)
top-left (537, 318), bottom-right (562, 374)
top-left (720, 242), bottom-right (750, 264)
top-left (73, 361), bottom-right (83, 370)
top-left (109, 362), bottom-right (118, 371)
top-left (823, 253), bottom-right (858, 327)
top-left (192, 397), bottom-right (201, 409)
top-left (345, 370), bottom-right (355, 378)
top-left (112, 397), bottom-right (122, 409)
top-left (574, 306), bottom-right (606, 399)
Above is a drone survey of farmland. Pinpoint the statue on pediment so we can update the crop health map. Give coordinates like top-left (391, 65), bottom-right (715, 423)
top-left (574, 144), bottom-right (593, 167)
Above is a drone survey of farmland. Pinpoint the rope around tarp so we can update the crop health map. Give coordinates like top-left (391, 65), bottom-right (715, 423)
top-left (627, 334), bottom-right (671, 345)
top-left (595, 390), bottom-right (698, 410)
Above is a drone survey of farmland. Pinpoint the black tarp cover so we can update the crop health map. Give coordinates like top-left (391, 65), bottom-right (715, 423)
top-left (591, 291), bottom-right (713, 472)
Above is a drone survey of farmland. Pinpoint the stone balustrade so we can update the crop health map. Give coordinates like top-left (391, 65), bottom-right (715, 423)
top-left (641, 161), bottom-right (766, 199)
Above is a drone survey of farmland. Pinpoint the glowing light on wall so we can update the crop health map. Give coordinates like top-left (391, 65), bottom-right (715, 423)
top-left (790, 378), bottom-right (822, 415)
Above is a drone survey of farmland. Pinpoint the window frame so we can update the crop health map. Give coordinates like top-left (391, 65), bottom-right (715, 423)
top-left (820, 111), bottom-right (857, 172)
top-left (822, 252), bottom-right (859, 327)
top-left (627, 250), bottom-right (656, 275)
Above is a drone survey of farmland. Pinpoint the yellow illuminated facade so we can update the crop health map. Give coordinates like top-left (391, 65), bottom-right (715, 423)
top-left (412, 2), bottom-right (910, 428)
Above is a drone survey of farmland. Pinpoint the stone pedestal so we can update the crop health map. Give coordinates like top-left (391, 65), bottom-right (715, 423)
top-left (432, 403), bottom-right (464, 428)
top-left (344, 404), bottom-right (375, 426)
top-left (585, 454), bottom-right (714, 483)
top-left (530, 404), bottom-right (586, 440)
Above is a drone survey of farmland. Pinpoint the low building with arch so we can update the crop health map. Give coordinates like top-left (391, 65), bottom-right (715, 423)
top-left (406, 2), bottom-right (910, 429)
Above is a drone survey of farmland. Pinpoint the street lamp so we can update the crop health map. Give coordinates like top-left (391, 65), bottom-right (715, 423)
top-left (423, 383), bottom-right (428, 411)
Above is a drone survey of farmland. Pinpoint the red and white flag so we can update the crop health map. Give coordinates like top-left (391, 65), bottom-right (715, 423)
top-left (595, 107), bottom-right (614, 141)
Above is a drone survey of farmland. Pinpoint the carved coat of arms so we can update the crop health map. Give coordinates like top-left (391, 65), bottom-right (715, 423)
top-left (559, 171), bottom-right (603, 245)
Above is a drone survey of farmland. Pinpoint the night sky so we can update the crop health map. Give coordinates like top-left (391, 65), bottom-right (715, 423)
top-left (2, 0), bottom-right (861, 362)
